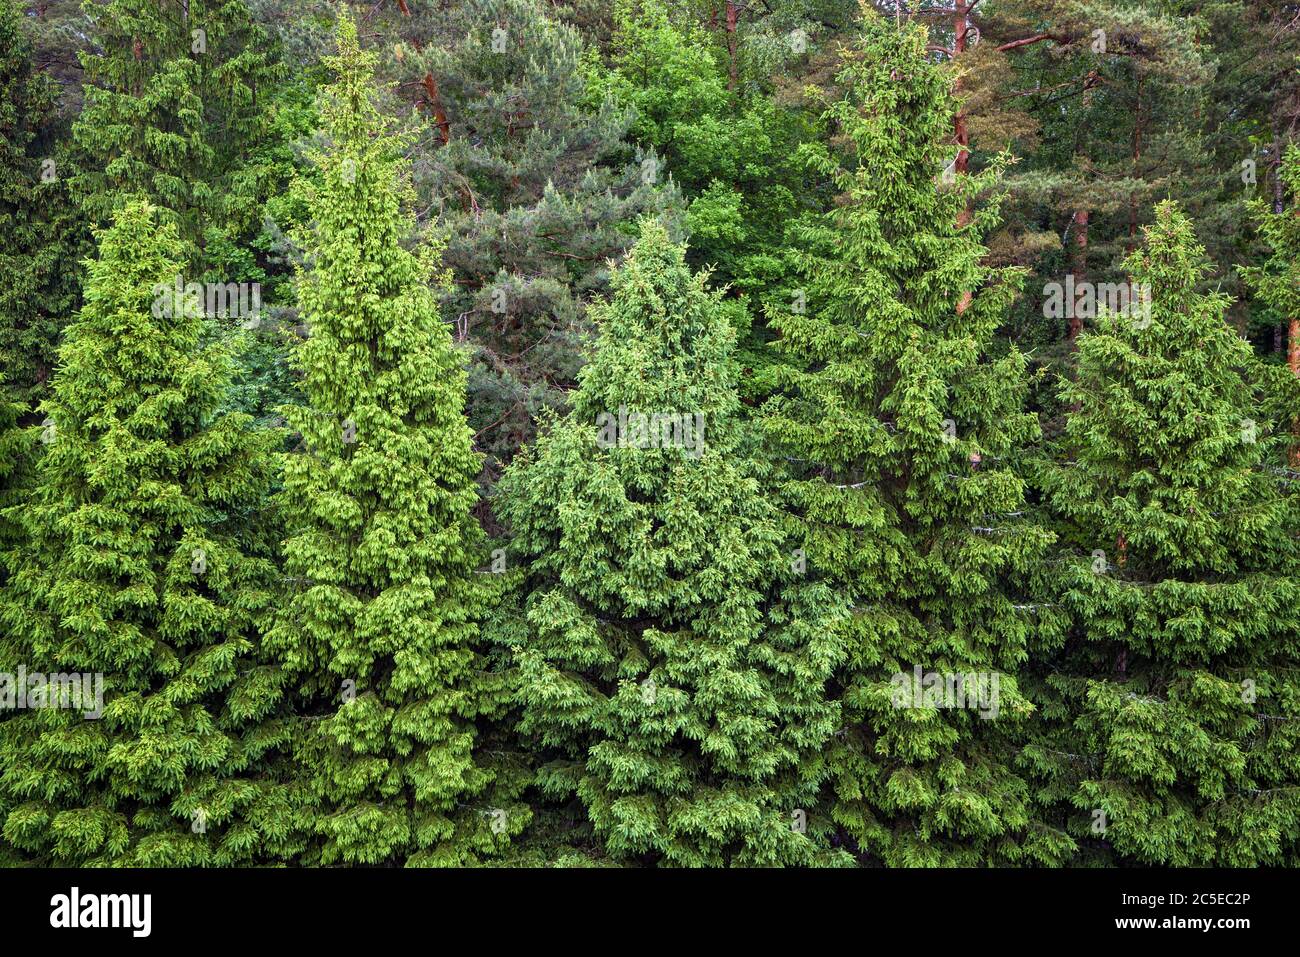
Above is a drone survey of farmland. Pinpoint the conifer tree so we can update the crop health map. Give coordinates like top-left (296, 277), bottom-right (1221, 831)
top-left (497, 219), bottom-right (848, 867)
top-left (0, 369), bottom-right (24, 588)
top-left (0, 201), bottom-right (295, 866)
top-left (1029, 202), bottom-right (1300, 866)
top-left (0, 0), bottom-right (83, 408)
top-left (0, 371), bottom-right (29, 864)
top-left (1243, 144), bottom-right (1300, 464)
top-left (384, 0), bottom-right (680, 468)
top-left (69, 0), bottom-right (284, 270)
top-left (268, 17), bottom-right (520, 867)
top-left (761, 11), bottom-right (1065, 866)
top-left (946, 0), bottom-right (1216, 375)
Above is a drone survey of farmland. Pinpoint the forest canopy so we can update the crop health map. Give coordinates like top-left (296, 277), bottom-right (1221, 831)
top-left (0, 0), bottom-right (1298, 868)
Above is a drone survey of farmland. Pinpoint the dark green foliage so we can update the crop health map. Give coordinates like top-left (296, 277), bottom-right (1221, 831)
top-left (0, 0), bottom-right (84, 409)
top-left (70, 0), bottom-right (285, 270)
top-left (1030, 203), bottom-right (1300, 866)
top-left (1243, 143), bottom-right (1300, 358)
top-left (384, 0), bottom-right (681, 471)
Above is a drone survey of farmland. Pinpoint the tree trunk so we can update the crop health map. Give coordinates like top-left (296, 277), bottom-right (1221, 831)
top-left (1284, 130), bottom-right (1300, 464)
top-left (952, 2), bottom-right (970, 177)
top-left (725, 2), bottom-right (738, 91)
top-left (1289, 317), bottom-right (1300, 468)
top-left (1070, 209), bottom-right (1089, 344)
top-left (1274, 127), bottom-right (1286, 215)
top-left (422, 73), bottom-right (451, 145)
top-left (396, 1), bottom-right (450, 144)
top-left (1130, 75), bottom-right (1143, 241)
top-left (953, 2), bottom-right (973, 314)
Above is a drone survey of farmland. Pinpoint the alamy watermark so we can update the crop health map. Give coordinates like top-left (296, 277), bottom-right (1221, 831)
top-left (151, 274), bottom-right (263, 328)
top-left (1043, 277), bottom-right (1152, 329)
top-left (890, 665), bottom-right (1001, 719)
top-left (1, 667), bottom-right (104, 719)
top-left (50, 887), bottom-right (151, 937)
top-left (596, 406), bottom-right (706, 459)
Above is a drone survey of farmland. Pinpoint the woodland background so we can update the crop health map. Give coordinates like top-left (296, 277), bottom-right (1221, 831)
top-left (1, 0), bottom-right (1299, 867)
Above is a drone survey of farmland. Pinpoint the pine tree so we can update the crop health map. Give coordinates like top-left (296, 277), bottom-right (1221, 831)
top-left (0, 201), bottom-right (295, 866)
top-left (268, 17), bottom-right (519, 867)
top-left (1029, 202), bottom-right (1300, 866)
top-left (953, 0), bottom-right (1216, 375)
top-left (761, 11), bottom-right (1065, 866)
top-left (497, 219), bottom-right (848, 866)
top-left (384, 0), bottom-right (680, 470)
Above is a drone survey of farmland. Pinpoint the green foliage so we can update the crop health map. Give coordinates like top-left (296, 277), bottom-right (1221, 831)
top-left (1031, 202), bottom-right (1300, 866)
top-left (0, 362), bottom-right (33, 865)
top-left (2, 0), bottom-right (1298, 871)
top-left (267, 18), bottom-right (521, 867)
top-left (383, 0), bottom-right (681, 472)
top-left (588, 0), bottom-right (817, 289)
top-left (497, 219), bottom-right (850, 866)
top-left (70, 0), bottom-right (286, 271)
top-left (0, 201), bottom-right (294, 866)
top-left (0, 0), bottom-right (84, 408)
top-left (761, 13), bottom-right (1064, 866)
top-left (586, 0), bottom-right (830, 402)
top-left (1243, 144), bottom-right (1300, 342)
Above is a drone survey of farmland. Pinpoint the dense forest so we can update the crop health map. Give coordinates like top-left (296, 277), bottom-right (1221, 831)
top-left (0, 0), bottom-right (1298, 868)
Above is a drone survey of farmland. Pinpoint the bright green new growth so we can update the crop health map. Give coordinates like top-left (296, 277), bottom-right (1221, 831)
top-left (761, 12), bottom-right (1062, 866)
top-left (0, 201), bottom-right (292, 866)
top-left (498, 219), bottom-right (848, 866)
top-left (0, 368), bottom-right (28, 865)
top-left (1032, 202), bottom-right (1300, 865)
top-left (268, 18), bottom-right (518, 867)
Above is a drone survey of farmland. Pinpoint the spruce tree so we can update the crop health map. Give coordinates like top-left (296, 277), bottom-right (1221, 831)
top-left (0, 201), bottom-right (295, 866)
top-left (497, 219), bottom-right (848, 867)
top-left (1030, 202), bottom-right (1300, 866)
top-left (268, 17), bottom-right (519, 867)
top-left (69, 0), bottom-right (284, 270)
top-left (761, 11), bottom-right (1064, 866)
top-left (0, 371), bottom-right (28, 864)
